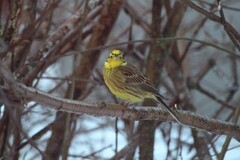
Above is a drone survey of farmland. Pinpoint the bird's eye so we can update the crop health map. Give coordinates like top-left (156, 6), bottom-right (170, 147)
top-left (109, 49), bottom-right (125, 60)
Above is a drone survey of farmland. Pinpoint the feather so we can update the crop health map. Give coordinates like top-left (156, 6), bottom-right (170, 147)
top-left (118, 64), bottom-right (159, 95)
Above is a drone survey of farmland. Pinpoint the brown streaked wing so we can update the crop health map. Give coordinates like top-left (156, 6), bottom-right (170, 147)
top-left (117, 64), bottom-right (159, 95)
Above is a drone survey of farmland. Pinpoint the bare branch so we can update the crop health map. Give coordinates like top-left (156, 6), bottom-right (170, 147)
top-left (179, 0), bottom-right (240, 50)
top-left (0, 62), bottom-right (239, 141)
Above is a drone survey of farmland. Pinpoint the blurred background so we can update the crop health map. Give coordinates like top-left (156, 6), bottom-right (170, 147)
top-left (0, 0), bottom-right (240, 159)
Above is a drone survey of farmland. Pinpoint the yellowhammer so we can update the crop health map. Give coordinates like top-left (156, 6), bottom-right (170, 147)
top-left (103, 49), bottom-right (180, 123)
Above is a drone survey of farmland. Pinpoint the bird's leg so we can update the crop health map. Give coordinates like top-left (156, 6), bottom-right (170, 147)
top-left (120, 101), bottom-right (135, 109)
top-left (98, 102), bottom-right (107, 109)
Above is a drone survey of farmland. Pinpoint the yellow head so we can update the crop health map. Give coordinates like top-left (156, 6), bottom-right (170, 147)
top-left (104, 49), bottom-right (127, 69)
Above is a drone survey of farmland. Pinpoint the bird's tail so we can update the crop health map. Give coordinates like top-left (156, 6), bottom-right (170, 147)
top-left (155, 97), bottom-right (181, 124)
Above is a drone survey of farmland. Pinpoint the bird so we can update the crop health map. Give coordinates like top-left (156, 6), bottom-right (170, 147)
top-left (103, 49), bottom-right (181, 123)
